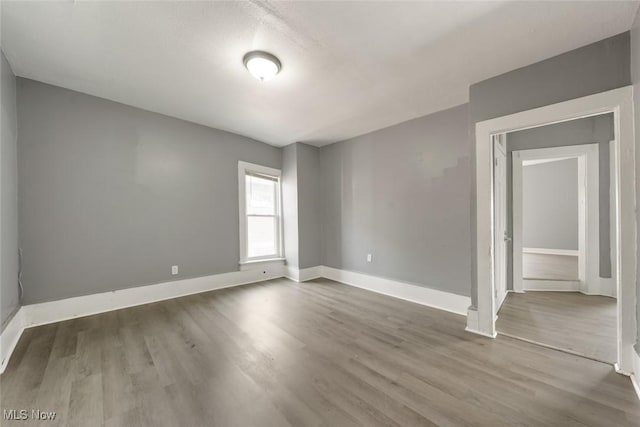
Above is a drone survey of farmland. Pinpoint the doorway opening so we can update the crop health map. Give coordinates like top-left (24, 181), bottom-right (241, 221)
top-left (493, 116), bottom-right (617, 364)
top-left (467, 86), bottom-right (636, 375)
top-left (519, 154), bottom-right (583, 287)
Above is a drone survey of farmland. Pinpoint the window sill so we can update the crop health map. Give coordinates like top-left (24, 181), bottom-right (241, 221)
top-left (239, 258), bottom-right (285, 271)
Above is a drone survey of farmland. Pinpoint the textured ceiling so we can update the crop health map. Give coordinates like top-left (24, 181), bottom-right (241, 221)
top-left (2, 1), bottom-right (638, 146)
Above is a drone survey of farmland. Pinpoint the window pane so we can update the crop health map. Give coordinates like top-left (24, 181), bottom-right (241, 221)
top-left (247, 216), bottom-right (277, 258)
top-left (246, 175), bottom-right (276, 215)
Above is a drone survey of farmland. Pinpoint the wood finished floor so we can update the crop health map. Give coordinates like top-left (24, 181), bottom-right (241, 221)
top-left (496, 291), bottom-right (617, 364)
top-left (522, 253), bottom-right (579, 281)
top-left (1, 278), bottom-right (639, 426)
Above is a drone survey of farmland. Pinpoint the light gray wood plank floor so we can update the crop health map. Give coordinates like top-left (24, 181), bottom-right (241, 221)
top-left (2, 278), bottom-right (638, 426)
top-left (522, 253), bottom-right (579, 281)
top-left (496, 291), bottom-right (617, 364)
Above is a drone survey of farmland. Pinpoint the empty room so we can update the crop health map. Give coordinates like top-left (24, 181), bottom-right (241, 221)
top-left (1, 1), bottom-right (640, 426)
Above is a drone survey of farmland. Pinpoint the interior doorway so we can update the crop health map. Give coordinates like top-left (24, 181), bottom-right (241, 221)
top-left (467, 86), bottom-right (636, 375)
top-left (520, 156), bottom-right (582, 285)
top-left (492, 122), bottom-right (617, 364)
top-left (511, 143), bottom-right (606, 296)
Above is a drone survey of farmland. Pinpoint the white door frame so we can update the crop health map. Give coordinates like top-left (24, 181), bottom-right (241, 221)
top-left (512, 144), bottom-right (599, 295)
top-left (494, 136), bottom-right (508, 313)
top-left (467, 86), bottom-right (637, 375)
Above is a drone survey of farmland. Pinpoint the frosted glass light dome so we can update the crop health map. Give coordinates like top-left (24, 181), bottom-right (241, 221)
top-left (243, 51), bottom-right (281, 82)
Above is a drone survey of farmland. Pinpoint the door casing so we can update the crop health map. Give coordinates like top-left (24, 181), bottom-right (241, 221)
top-left (466, 86), bottom-right (636, 376)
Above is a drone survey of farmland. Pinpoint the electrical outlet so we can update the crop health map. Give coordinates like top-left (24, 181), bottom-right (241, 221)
top-left (171, 265), bottom-right (179, 275)
top-left (367, 254), bottom-right (372, 263)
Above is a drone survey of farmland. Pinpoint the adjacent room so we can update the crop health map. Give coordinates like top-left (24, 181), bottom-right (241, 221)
top-left (496, 115), bottom-right (618, 364)
top-left (1, 1), bottom-right (640, 426)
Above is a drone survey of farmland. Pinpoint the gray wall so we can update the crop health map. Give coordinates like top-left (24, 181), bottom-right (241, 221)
top-left (296, 143), bottom-right (321, 269)
top-left (281, 142), bottom-right (321, 270)
top-left (320, 104), bottom-right (471, 296)
top-left (17, 78), bottom-right (281, 304)
top-left (1, 51), bottom-right (19, 328)
top-left (631, 9), bottom-right (640, 349)
top-left (522, 158), bottom-right (578, 250)
top-left (507, 115), bottom-right (614, 286)
top-left (469, 31), bottom-right (631, 306)
top-left (282, 143), bottom-right (299, 269)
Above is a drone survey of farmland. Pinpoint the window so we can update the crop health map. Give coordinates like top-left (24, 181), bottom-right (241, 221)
top-left (238, 161), bottom-right (283, 264)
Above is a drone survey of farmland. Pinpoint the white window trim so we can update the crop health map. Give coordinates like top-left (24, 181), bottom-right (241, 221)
top-left (238, 161), bottom-right (284, 266)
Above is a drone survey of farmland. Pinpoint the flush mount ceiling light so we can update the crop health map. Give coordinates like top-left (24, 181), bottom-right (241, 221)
top-left (243, 51), bottom-right (281, 82)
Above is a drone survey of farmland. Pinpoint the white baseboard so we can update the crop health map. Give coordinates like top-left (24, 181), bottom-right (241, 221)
top-left (320, 266), bottom-right (470, 316)
top-left (284, 266), bottom-right (322, 283)
top-left (465, 307), bottom-right (479, 332)
top-left (0, 265), bottom-right (284, 374)
top-left (1, 264), bottom-right (470, 373)
top-left (0, 309), bottom-right (25, 374)
top-left (523, 247), bottom-right (579, 256)
top-left (523, 279), bottom-right (580, 291)
top-left (631, 347), bottom-right (640, 400)
top-left (299, 266), bottom-right (322, 282)
top-left (284, 266), bottom-right (299, 282)
top-left (22, 266), bottom-right (285, 329)
top-left (523, 278), bottom-right (617, 298)
top-left (598, 277), bottom-right (617, 298)
top-left (465, 307), bottom-right (497, 338)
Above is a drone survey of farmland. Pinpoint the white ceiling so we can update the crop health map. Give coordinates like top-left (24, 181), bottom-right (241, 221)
top-left (2, 1), bottom-right (638, 147)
